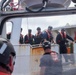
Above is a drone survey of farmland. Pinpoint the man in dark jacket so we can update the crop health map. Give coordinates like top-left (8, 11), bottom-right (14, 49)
top-left (56, 28), bottom-right (74, 62)
top-left (24, 29), bottom-right (35, 45)
top-left (35, 27), bottom-right (43, 44)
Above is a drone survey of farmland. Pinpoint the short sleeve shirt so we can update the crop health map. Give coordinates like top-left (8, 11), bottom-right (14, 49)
top-left (40, 53), bottom-right (62, 75)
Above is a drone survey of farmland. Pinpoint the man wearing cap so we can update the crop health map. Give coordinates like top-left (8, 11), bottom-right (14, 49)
top-left (24, 29), bottom-right (35, 45)
top-left (56, 28), bottom-right (74, 62)
top-left (35, 27), bottom-right (43, 44)
top-left (40, 41), bottom-right (62, 75)
top-left (42, 26), bottom-right (55, 43)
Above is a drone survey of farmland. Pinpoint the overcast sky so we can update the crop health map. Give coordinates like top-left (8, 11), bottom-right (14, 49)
top-left (20, 14), bottom-right (76, 36)
top-left (6, 13), bottom-right (76, 36)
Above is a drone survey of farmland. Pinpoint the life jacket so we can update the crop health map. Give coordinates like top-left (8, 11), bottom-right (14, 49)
top-left (35, 32), bottom-right (42, 36)
top-left (59, 31), bottom-right (66, 39)
top-left (26, 34), bottom-right (33, 39)
top-left (0, 72), bottom-right (11, 75)
top-left (74, 36), bottom-right (76, 41)
top-left (74, 32), bottom-right (76, 41)
top-left (45, 30), bottom-right (52, 39)
top-left (25, 34), bottom-right (34, 43)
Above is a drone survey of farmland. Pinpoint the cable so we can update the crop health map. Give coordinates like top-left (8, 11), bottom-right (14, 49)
top-left (1, 0), bottom-right (12, 11)
top-left (1, 0), bottom-right (6, 11)
top-left (26, 0), bottom-right (48, 13)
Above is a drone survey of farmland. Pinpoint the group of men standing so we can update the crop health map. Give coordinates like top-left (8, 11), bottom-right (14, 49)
top-left (23, 26), bottom-right (55, 45)
top-left (26, 26), bottom-right (74, 63)
top-left (7, 26), bottom-right (74, 55)
top-left (6, 26), bottom-right (75, 75)
top-left (23, 26), bottom-right (74, 56)
top-left (7, 26), bottom-right (55, 45)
